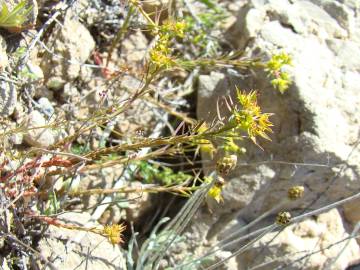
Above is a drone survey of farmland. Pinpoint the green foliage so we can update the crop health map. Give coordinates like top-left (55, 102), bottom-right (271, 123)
top-left (43, 192), bottom-right (60, 215)
top-left (182, 0), bottom-right (227, 55)
top-left (70, 143), bottom-right (91, 155)
top-left (0, 0), bottom-right (33, 31)
top-left (133, 161), bottom-right (192, 185)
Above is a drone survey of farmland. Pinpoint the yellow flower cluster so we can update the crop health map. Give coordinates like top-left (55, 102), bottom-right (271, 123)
top-left (234, 89), bottom-right (273, 144)
top-left (208, 185), bottom-right (223, 203)
top-left (194, 123), bottom-right (216, 158)
top-left (266, 52), bottom-right (293, 93)
top-left (206, 176), bottom-right (225, 203)
top-left (149, 19), bottom-right (187, 70)
top-left (160, 19), bottom-right (186, 38)
top-left (103, 223), bottom-right (126, 245)
top-left (149, 35), bottom-right (175, 69)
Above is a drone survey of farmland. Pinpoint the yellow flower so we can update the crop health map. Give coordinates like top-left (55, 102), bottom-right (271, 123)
top-left (195, 123), bottom-right (216, 158)
top-left (234, 89), bottom-right (273, 144)
top-left (103, 223), bottom-right (126, 245)
top-left (208, 185), bottom-right (223, 203)
top-left (150, 49), bottom-right (174, 69)
top-left (266, 52), bottom-right (292, 93)
top-left (149, 35), bottom-right (175, 69)
top-left (161, 19), bottom-right (186, 38)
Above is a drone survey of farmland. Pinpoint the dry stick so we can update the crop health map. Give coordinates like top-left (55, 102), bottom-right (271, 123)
top-left (67, 185), bottom-right (194, 197)
top-left (83, 132), bottom-right (198, 161)
top-left (30, 147), bottom-right (91, 161)
top-left (79, 148), bottom-right (162, 171)
top-left (145, 95), bottom-right (196, 125)
top-left (208, 199), bottom-right (288, 244)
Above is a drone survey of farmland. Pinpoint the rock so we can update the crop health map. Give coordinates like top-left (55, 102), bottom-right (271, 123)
top-left (20, 62), bottom-right (44, 81)
top-left (343, 197), bottom-right (360, 225)
top-left (0, 36), bottom-right (8, 69)
top-left (41, 11), bottom-right (95, 89)
top-left (74, 0), bottom-right (124, 29)
top-left (197, 72), bottom-right (227, 122)
top-left (121, 30), bottom-right (148, 64)
top-left (0, 79), bottom-right (17, 117)
top-left (197, 0), bottom-right (360, 219)
top-left (326, 39), bottom-right (360, 70)
top-left (142, 0), bottom-right (171, 22)
top-left (314, 0), bottom-right (355, 34)
top-left (23, 110), bottom-right (55, 147)
top-left (37, 97), bottom-right (55, 116)
top-left (75, 165), bottom-right (124, 212)
top-left (238, 209), bottom-right (360, 270)
top-left (124, 181), bottom-right (152, 222)
top-left (192, 0), bottom-right (360, 267)
top-left (38, 212), bottom-right (126, 270)
top-left (9, 132), bottom-right (23, 145)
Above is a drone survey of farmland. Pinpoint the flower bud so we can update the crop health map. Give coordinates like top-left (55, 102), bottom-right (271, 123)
top-left (216, 155), bottom-right (237, 175)
top-left (276, 211), bottom-right (291, 225)
top-left (288, 185), bottom-right (304, 200)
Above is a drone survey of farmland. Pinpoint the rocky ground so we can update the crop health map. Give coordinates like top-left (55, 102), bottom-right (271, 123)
top-left (0, 0), bottom-right (359, 269)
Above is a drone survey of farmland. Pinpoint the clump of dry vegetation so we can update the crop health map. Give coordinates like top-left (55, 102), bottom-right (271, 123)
top-left (0, 0), bottom-right (296, 269)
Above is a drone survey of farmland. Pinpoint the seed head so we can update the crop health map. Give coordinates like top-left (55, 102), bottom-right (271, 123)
top-left (215, 176), bottom-right (225, 188)
top-left (288, 185), bottom-right (304, 200)
top-left (276, 211), bottom-right (291, 225)
top-left (216, 155), bottom-right (237, 175)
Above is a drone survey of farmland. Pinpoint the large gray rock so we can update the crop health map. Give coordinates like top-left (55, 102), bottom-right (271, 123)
top-left (41, 11), bottom-right (95, 89)
top-left (215, 0), bottom-right (360, 219)
top-left (193, 0), bottom-right (360, 268)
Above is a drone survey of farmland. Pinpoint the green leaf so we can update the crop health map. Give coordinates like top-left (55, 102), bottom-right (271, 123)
top-left (0, 1), bottom-right (33, 29)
